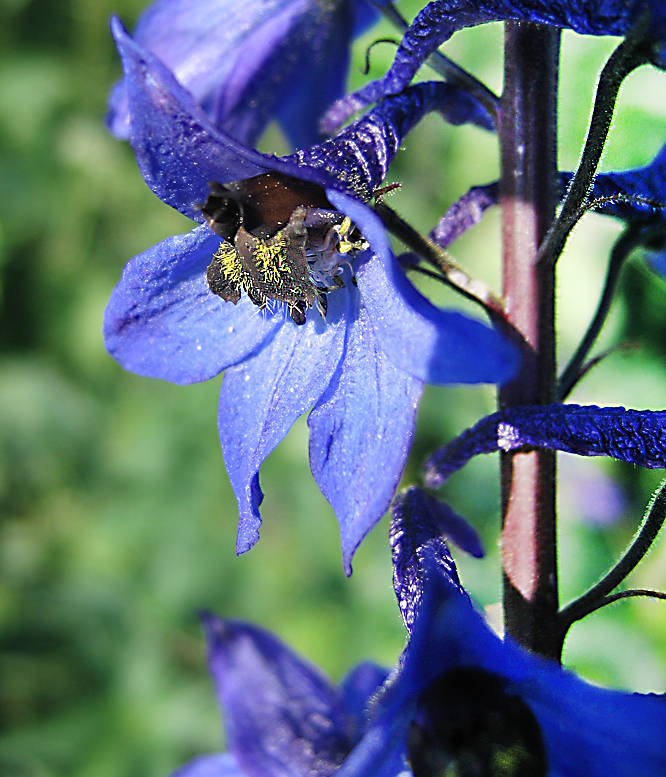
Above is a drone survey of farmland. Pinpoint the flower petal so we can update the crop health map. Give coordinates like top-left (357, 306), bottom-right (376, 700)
top-left (390, 488), bottom-right (467, 633)
top-left (322, 0), bottom-right (653, 131)
top-left (218, 294), bottom-right (348, 555)
top-left (431, 183), bottom-right (499, 249)
top-left (171, 753), bottom-right (245, 777)
top-left (201, 614), bottom-right (351, 777)
top-left (103, 225), bottom-right (280, 384)
top-left (308, 282), bottom-right (423, 575)
top-left (327, 190), bottom-right (519, 385)
top-left (339, 662), bottom-right (390, 733)
top-left (398, 554), bottom-right (666, 777)
top-left (424, 403), bottom-right (666, 488)
top-left (110, 16), bottom-right (278, 219)
top-left (108, 0), bottom-right (377, 149)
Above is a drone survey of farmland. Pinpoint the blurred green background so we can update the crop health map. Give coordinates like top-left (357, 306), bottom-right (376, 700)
top-left (0, 1), bottom-right (665, 775)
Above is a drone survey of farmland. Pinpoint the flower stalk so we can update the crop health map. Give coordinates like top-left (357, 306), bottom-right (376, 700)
top-left (499, 22), bottom-right (561, 658)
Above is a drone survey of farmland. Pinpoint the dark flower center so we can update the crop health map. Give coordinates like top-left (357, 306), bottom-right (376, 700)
top-left (200, 172), bottom-right (366, 324)
top-left (407, 667), bottom-right (547, 777)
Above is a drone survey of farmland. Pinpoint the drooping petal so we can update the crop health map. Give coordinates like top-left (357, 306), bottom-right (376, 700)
top-left (308, 281), bottom-right (423, 574)
top-left (322, 0), bottom-right (658, 131)
top-left (201, 614), bottom-right (352, 777)
top-left (339, 662), bottom-right (390, 733)
top-left (430, 183), bottom-right (499, 249)
top-left (390, 487), bottom-right (469, 633)
top-left (108, 0), bottom-right (378, 149)
top-left (171, 753), bottom-right (245, 777)
top-left (218, 292), bottom-right (348, 555)
top-left (424, 403), bottom-right (666, 488)
top-left (110, 16), bottom-right (274, 219)
top-left (292, 81), bottom-right (492, 202)
top-left (397, 554), bottom-right (666, 777)
top-left (103, 225), bottom-right (280, 384)
top-left (341, 548), bottom-right (666, 777)
top-left (327, 190), bottom-right (519, 385)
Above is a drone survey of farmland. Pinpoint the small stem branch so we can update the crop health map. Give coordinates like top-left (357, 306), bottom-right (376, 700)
top-left (559, 479), bottom-right (666, 631)
top-left (499, 22), bottom-right (560, 659)
top-left (576, 589), bottom-right (666, 620)
top-left (538, 16), bottom-right (652, 270)
top-left (373, 1), bottom-right (500, 124)
top-left (373, 201), bottom-right (505, 316)
top-left (558, 224), bottom-right (643, 400)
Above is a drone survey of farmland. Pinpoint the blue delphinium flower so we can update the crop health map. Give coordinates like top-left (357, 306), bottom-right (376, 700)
top-left (107, 0), bottom-right (380, 149)
top-left (104, 19), bottom-right (516, 571)
top-left (170, 492), bottom-right (666, 777)
top-left (322, 0), bottom-right (666, 132)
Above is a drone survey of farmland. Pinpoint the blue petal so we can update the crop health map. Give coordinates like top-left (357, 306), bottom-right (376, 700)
top-left (398, 555), bottom-right (666, 777)
top-left (218, 294), bottom-right (348, 555)
top-left (431, 183), bottom-right (499, 249)
top-left (308, 282), bottom-right (423, 574)
top-left (108, 1), bottom-right (377, 149)
top-left (201, 613), bottom-right (351, 777)
top-left (103, 225), bottom-right (280, 384)
top-left (340, 662), bottom-right (390, 735)
top-left (322, 0), bottom-right (652, 131)
top-left (390, 488), bottom-right (468, 633)
top-left (424, 403), bottom-right (666, 488)
top-left (286, 81), bottom-right (492, 204)
top-left (342, 550), bottom-right (666, 777)
top-left (110, 16), bottom-right (273, 219)
top-left (171, 753), bottom-right (245, 777)
top-left (327, 190), bottom-right (519, 385)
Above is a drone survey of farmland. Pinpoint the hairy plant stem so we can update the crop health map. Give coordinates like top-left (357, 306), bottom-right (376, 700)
top-left (499, 23), bottom-right (560, 659)
top-left (558, 479), bottom-right (666, 637)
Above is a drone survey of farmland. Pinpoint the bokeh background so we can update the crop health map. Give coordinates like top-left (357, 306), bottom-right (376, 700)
top-left (1, 1), bottom-right (666, 775)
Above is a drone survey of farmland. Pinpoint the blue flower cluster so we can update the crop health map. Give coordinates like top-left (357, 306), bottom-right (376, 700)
top-left (104, 0), bottom-right (666, 774)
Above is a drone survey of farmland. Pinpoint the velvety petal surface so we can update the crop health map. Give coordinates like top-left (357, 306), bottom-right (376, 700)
top-left (288, 81), bottom-right (492, 202)
top-left (103, 225), bottom-right (280, 384)
top-left (390, 487), bottom-right (468, 633)
top-left (340, 548), bottom-right (666, 777)
top-left (328, 190), bottom-right (519, 385)
top-left (218, 292), bottom-right (348, 556)
top-left (109, 0), bottom-right (378, 149)
top-left (201, 614), bottom-right (351, 777)
top-left (424, 403), bottom-right (666, 488)
top-left (322, 0), bottom-right (656, 131)
top-left (339, 662), bottom-right (390, 733)
top-left (171, 753), bottom-right (245, 777)
top-left (308, 280), bottom-right (423, 574)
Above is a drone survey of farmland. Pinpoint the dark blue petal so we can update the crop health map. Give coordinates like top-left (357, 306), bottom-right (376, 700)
top-left (201, 614), bottom-right (351, 777)
top-left (425, 403), bottom-right (666, 488)
top-left (110, 16), bottom-right (274, 219)
top-left (390, 487), bottom-right (468, 633)
top-left (287, 81), bottom-right (491, 203)
top-left (171, 753), bottom-right (245, 777)
top-left (218, 293), bottom-right (348, 555)
top-left (103, 225), bottom-right (280, 384)
top-left (109, 1), bottom-right (377, 149)
top-left (322, 0), bottom-right (651, 131)
top-left (339, 662), bottom-right (390, 736)
top-left (328, 190), bottom-right (519, 385)
top-left (431, 183), bottom-right (499, 249)
top-left (395, 555), bottom-right (666, 777)
top-left (308, 281), bottom-right (424, 575)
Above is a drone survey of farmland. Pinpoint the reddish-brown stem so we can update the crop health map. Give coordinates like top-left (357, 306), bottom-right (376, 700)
top-left (498, 23), bottom-right (561, 659)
